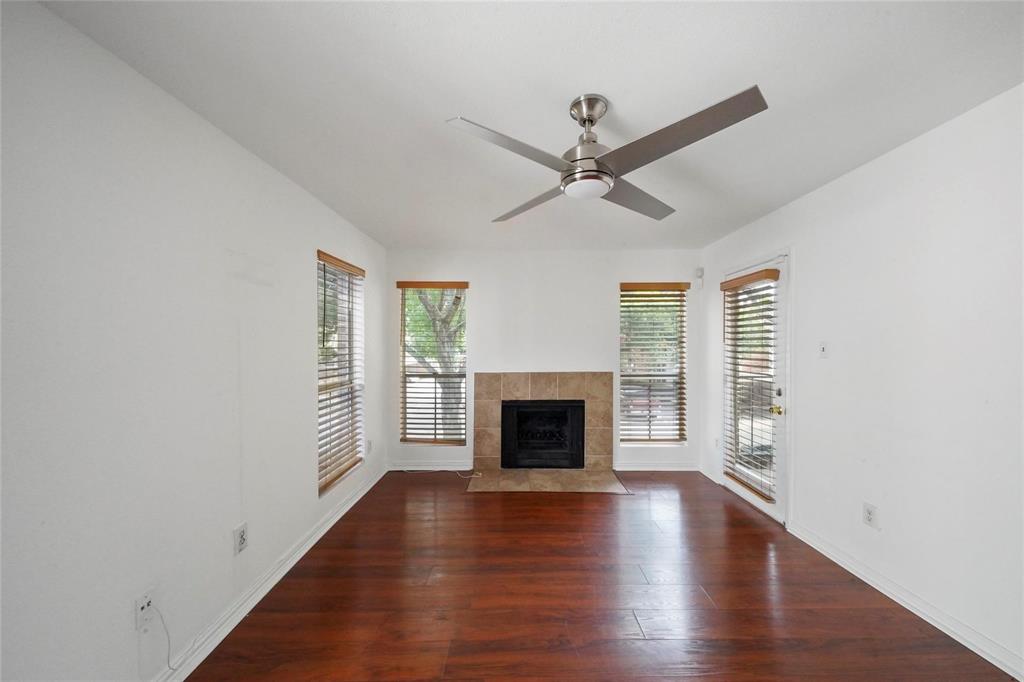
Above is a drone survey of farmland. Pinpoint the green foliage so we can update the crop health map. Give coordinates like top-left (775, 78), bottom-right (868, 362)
top-left (402, 289), bottom-right (466, 374)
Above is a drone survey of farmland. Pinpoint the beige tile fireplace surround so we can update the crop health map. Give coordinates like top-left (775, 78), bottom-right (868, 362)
top-left (473, 372), bottom-right (613, 472)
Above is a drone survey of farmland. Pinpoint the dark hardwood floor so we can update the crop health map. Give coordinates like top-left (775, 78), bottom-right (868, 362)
top-left (190, 472), bottom-right (1006, 680)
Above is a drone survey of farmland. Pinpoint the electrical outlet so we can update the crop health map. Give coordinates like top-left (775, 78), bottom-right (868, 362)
top-left (135, 590), bottom-right (156, 631)
top-left (863, 503), bottom-right (880, 530)
top-left (233, 522), bottom-right (248, 554)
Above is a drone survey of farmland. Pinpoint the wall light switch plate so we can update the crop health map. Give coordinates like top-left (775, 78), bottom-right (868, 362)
top-left (818, 341), bottom-right (829, 359)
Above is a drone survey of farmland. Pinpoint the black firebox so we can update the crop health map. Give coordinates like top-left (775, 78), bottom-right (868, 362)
top-left (501, 400), bottom-right (585, 469)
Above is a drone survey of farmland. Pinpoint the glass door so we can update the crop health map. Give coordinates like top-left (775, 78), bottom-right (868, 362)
top-left (722, 264), bottom-right (787, 519)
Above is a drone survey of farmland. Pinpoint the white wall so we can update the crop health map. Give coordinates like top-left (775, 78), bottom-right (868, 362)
top-left (3, 3), bottom-right (1021, 680)
top-left (1, 4), bottom-right (389, 679)
top-left (698, 86), bottom-right (1023, 676)
top-left (387, 249), bottom-right (703, 471)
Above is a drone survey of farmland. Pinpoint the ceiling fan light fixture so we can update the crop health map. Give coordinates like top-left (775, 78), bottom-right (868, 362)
top-left (560, 170), bottom-right (614, 199)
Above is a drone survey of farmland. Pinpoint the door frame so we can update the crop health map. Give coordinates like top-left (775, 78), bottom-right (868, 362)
top-left (718, 250), bottom-right (793, 525)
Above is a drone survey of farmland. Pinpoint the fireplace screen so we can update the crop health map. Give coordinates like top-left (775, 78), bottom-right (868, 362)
top-left (501, 400), bottom-right (584, 469)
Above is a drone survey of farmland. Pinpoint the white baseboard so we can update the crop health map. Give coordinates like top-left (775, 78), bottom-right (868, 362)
top-left (788, 522), bottom-right (1023, 680)
top-left (613, 462), bottom-right (699, 471)
top-left (393, 460), bottom-right (699, 472)
top-left (395, 461), bottom-right (697, 472)
top-left (153, 465), bottom-right (387, 682)
top-left (395, 461), bottom-right (696, 472)
top-left (389, 460), bottom-right (472, 471)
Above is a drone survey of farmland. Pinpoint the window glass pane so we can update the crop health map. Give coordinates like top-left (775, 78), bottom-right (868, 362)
top-left (723, 278), bottom-right (778, 500)
top-left (401, 288), bottom-right (467, 443)
top-left (317, 256), bottom-right (364, 492)
top-left (619, 287), bottom-right (686, 442)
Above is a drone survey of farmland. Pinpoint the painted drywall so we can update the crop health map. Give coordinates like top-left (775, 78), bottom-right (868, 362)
top-left (698, 85), bottom-right (1023, 675)
top-left (1, 4), bottom-right (389, 679)
top-left (387, 249), bottom-right (703, 471)
top-left (3, 2), bottom-right (1021, 679)
top-left (46, 2), bottom-right (1024, 252)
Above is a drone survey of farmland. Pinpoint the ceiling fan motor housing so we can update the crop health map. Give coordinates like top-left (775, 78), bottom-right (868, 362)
top-left (560, 135), bottom-right (615, 198)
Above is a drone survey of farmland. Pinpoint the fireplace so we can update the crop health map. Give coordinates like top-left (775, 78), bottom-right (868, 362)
top-left (473, 372), bottom-right (612, 473)
top-left (501, 400), bottom-right (585, 469)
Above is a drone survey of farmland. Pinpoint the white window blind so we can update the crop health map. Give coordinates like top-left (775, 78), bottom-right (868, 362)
top-left (722, 268), bottom-right (780, 501)
top-left (619, 283), bottom-right (688, 442)
top-left (398, 282), bottom-right (468, 444)
top-left (317, 250), bottom-right (365, 493)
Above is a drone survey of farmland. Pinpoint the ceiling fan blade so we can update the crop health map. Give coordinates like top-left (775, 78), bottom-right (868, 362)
top-left (602, 179), bottom-right (675, 220)
top-left (492, 186), bottom-right (563, 222)
top-left (448, 117), bottom-right (573, 172)
top-left (598, 86), bottom-right (767, 177)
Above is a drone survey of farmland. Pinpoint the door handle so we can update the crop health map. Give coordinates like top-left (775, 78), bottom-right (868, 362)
top-left (770, 405), bottom-right (784, 416)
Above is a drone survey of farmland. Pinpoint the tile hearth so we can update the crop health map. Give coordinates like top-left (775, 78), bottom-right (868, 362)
top-left (466, 469), bottom-right (628, 494)
top-left (472, 371), bottom-right (613, 472)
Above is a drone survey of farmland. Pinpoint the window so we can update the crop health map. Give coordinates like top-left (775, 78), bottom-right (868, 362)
top-left (398, 281), bottom-right (468, 444)
top-left (619, 283), bottom-right (688, 442)
top-left (722, 268), bottom-right (780, 501)
top-left (317, 250), bottom-right (365, 493)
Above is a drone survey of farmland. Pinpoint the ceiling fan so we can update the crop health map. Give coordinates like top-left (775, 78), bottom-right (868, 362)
top-left (447, 86), bottom-right (767, 222)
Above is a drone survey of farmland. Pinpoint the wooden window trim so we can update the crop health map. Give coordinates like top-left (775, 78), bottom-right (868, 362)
top-left (399, 438), bottom-right (466, 446)
top-left (724, 471), bottom-right (776, 504)
top-left (620, 282), bottom-right (690, 291)
top-left (319, 457), bottom-right (363, 494)
top-left (720, 268), bottom-right (779, 292)
top-left (317, 249), bottom-right (365, 278)
top-left (396, 281), bottom-right (469, 290)
top-left (621, 438), bottom-right (688, 444)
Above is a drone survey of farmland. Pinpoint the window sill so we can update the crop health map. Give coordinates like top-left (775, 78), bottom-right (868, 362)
top-left (724, 469), bottom-right (775, 503)
top-left (318, 456), bottom-right (363, 497)
top-left (619, 441), bottom-right (688, 447)
top-left (400, 439), bottom-right (467, 447)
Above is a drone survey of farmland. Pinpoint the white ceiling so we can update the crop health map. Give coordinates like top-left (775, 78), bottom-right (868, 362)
top-left (48, 2), bottom-right (1022, 250)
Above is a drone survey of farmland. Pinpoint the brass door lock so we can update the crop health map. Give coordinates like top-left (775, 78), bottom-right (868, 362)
top-left (770, 405), bottom-right (785, 416)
